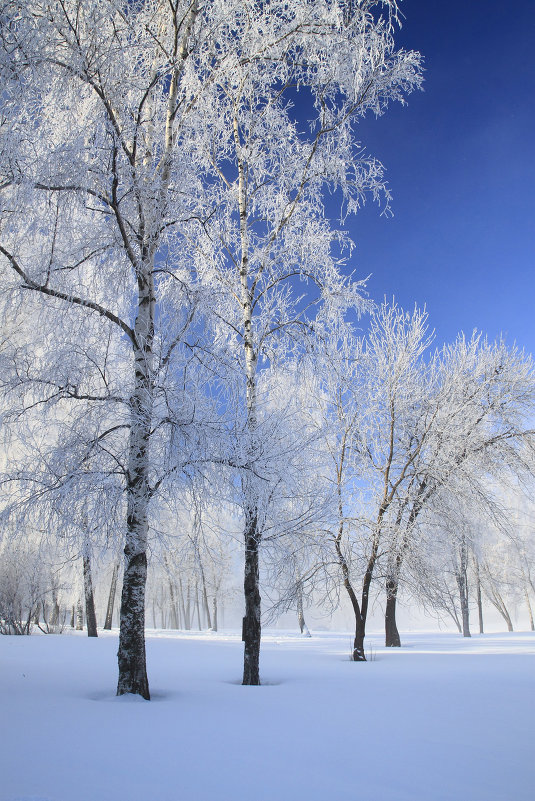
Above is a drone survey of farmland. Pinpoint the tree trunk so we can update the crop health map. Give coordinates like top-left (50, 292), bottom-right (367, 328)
top-left (168, 580), bottom-right (178, 629)
top-left (336, 538), bottom-right (366, 661)
top-left (195, 580), bottom-right (202, 630)
top-left (116, 261), bottom-right (154, 700)
top-left (83, 554), bottom-right (98, 638)
top-left (116, 436), bottom-right (151, 696)
top-left (456, 536), bottom-right (471, 638)
top-left (483, 568), bottom-right (514, 633)
top-left (334, 524), bottom-right (366, 659)
top-left (524, 586), bottom-right (535, 632)
top-left (76, 598), bottom-right (84, 630)
top-left (50, 588), bottom-right (60, 629)
top-left (185, 581), bottom-right (191, 630)
top-left (242, 522), bottom-right (261, 685)
top-left (296, 579), bottom-right (311, 637)
top-left (117, 548), bottom-right (149, 698)
top-left (104, 560), bottom-right (120, 630)
top-left (352, 615), bottom-right (367, 661)
top-left (178, 576), bottom-right (189, 630)
top-left (200, 564), bottom-right (212, 630)
top-left (473, 557), bottom-right (484, 634)
top-left (234, 98), bottom-right (264, 685)
top-left (212, 595), bottom-right (218, 632)
top-left (385, 576), bottom-right (401, 647)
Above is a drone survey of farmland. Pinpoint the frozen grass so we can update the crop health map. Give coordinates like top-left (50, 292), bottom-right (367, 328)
top-left (1, 629), bottom-right (534, 801)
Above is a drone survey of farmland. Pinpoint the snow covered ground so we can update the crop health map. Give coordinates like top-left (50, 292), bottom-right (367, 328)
top-left (1, 628), bottom-right (534, 801)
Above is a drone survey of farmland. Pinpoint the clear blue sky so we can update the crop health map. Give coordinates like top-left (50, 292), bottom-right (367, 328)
top-left (345, 0), bottom-right (535, 353)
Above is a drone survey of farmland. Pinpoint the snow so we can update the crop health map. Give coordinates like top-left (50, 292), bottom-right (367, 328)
top-left (1, 629), bottom-right (534, 801)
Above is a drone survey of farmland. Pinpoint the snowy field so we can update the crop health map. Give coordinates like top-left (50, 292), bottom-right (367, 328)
top-left (1, 629), bottom-right (534, 801)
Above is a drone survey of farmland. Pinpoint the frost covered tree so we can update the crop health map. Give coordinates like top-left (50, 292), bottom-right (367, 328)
top-left (384, 333), bottom-right (535, 644)
top-left (185, 0), bottom-right (422, 683)
top-left (0, 0), bottom-right (212, 696)
top-left (306, 301), bottom-right (535, 655)
top-left (293, 303), bottom-right (435, 659)
top-left (0, 0), bottom-right (422, 692)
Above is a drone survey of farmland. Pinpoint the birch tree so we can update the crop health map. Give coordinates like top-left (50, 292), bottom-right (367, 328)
top-left (0, 0), bottom-right (422, 692)
top-left (0, 0), bottom-right (214, 697)
top-left (185, 0), bottom-right (422, 683)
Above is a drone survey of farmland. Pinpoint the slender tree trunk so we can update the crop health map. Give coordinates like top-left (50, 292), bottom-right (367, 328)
top-left (524, 586), bottom-right (535, 631)
top-left (199, 563), bottom-right (212, 630)
top-left (104, 560), bottom-right (120, 630)
top-left (178, 576), bottom-right (189, 630)
top-left (483, 567), bottom-right (514, 632)
top-left (520, 566), bottom-right (534, 631)
top-left (473, 556), bottom-right (484, 634)
top-left (385, 575), bottom-right (401, 647)
top-left (185, 581), bottom-right (191, 630)
top-left (83, 554), bottom-right (98, 638)
top-left (195, 580), bottom-right (202, 630)
top-left (50, 588), bottom-right (60, 629)
top-left (497, 598), bottom-right (514, 632)
top-left (333, 449), bottom-right (366, 661)
top-left (334, 528), bottom-right (366, 661)
top-left (168, 580), bottom-right (178, 629)
top-left (76, 598), bottom-right (83, 631)
top-left (296, 580), bottom-right (311, 636)
top-left (232, 96), bottom-right (264, 685)
top-left (456, 536), bottom-right (471, 637)
top-left (212, 595), bottom-right (218, 632)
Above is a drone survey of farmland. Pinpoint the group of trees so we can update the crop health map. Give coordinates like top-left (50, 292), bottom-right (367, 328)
top-left (0, 0), bottom-right (533, 700)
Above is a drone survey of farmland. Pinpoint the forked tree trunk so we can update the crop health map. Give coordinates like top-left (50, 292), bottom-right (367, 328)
top-left (494, 597), bottom-right (514, 632)
top-left (104, 560), bottom-right (120, 630)
top-left (83, 554), bottom-right (98, 638)
top-left (335, 536), bottom-right (366, 661)
top-left (333, 436), bottom-right (366, 662)
top-left (483, 567), bottom-right (514, 633)
top-left (385, 576), bottom-right (401, 647)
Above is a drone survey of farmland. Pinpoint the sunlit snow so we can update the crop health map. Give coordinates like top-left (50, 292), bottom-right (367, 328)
top-left (1, 629), bottom-right (533, 801)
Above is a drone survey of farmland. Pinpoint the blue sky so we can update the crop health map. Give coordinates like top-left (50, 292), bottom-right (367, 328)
top-left (344, 0), bottom-right (535, 353)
